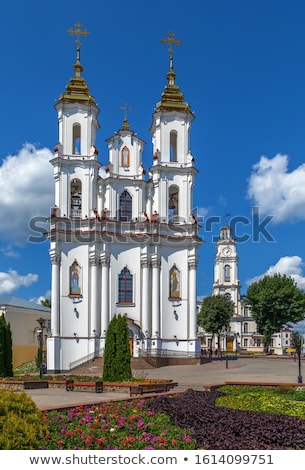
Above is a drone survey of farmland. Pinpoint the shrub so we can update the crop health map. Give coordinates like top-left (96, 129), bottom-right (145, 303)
top-left (0, 390), bottom-right (48, 449)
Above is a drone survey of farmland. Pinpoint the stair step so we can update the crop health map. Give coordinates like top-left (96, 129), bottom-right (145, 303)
top-left (69, 356), bottom-right (155, 376)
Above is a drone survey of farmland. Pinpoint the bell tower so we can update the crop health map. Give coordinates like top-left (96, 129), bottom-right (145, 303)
top-left (149, 32), bottom-right (197, 224)
top-left (213, 224), bottom-right (241, 313)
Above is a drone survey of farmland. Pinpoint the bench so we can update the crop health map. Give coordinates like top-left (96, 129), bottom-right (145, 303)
top-left (129, 383), bottom-right (171, 396)
top-left (65, 380), bottom-right (103, 393)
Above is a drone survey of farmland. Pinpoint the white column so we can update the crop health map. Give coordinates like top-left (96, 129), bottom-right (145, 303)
top-left (100, 253), bottom-right (110, 337)
top-left (151, 254), bottom-right (160, 338)
top-left (89, 251), bottom-right (99, 336)
top-left (188, 256), bottom-right (198, 339)
top-left (141, 255), bottom-right (150, 336)
top-left (50, 251), bottom-right (60, 337)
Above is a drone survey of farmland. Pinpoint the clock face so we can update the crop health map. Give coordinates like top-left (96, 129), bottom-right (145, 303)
top-left (222, 247), bottom-right (231, 256)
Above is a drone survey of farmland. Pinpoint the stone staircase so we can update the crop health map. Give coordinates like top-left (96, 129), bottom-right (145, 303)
top-left (69, 356), bottom-right (155, 377)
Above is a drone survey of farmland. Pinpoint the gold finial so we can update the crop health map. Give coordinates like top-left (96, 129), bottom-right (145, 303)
top-left (68, 22), bottom-right (90, 61)
top-left (161, 31), bottom-right (181, 70)
top-left (120, 103), bottom-right (131, 130)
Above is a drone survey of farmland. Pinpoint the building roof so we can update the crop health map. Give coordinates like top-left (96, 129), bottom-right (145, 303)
top-left (0, 296), bottom-right (51, 313)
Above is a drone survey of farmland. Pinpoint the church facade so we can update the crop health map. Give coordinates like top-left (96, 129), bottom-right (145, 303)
top-left (47, 35), bottom-right (203, 372)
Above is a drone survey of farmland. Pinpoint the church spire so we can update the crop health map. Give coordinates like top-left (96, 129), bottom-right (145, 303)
top-left (57, 22), bottom-right (96, 104)
top-left (156, 32), bottom-right (191, 112)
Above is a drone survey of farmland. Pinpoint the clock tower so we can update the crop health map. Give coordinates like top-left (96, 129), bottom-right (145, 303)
top-left (212, 225), bottom-right (240, 314)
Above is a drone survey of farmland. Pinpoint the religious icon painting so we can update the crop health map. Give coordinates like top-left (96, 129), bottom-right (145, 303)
top-left (169, 264), bottom-right (180, 299)
top-left (69, 260), bottom-right (82, 296)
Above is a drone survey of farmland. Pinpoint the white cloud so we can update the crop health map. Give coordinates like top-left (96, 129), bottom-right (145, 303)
top-left (0, 143), bottom-right (53, 245)
top-left (247, 154), bottom-right (305, 223)
top-left (0, 268), bottom-right (38, 295)
top-left (246, 255), bottom-right (305, 290)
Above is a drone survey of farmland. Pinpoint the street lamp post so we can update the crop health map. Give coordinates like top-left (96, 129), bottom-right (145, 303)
top-left (36, 317), bottom-right (46, 379)
top-left (297, 344), bottom-right (303, 384)
top-left (292, 332), bottom-right (303, 384)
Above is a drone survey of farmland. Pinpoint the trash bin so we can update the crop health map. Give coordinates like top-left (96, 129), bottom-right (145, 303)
top-left (95, 381), bottom-right (103, 393)
top-left (66, 379), bottom-right (74, 391)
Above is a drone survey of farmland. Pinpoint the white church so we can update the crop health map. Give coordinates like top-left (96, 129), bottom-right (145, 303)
top-left (47, 29), bottom-right (203, 372)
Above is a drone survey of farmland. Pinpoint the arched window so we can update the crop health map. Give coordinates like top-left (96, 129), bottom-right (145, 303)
top-left (118, 267), bottom-right (133, 303)
top-left (73, 124), bottom-right (81, 154)
top-left (170, 131), bottom-right (177, 162)
top-left (168, 185), bottom-right (179, 217)
top-left (70, 178), bottom-right (82, 217)
top-left (224, 264), bottom-right (230, 282)
top-left (121, 146), bottom-right (130, 167)
top-left (119, 190), bottom-right (132, 221)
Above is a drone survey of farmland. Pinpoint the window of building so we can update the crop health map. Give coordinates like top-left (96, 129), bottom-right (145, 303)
top-left (224, 264), bottom-right (230, 282)
top-left (73, 124), bottom-right (81, 154)
top-left (70, 178), bottom-right (82, 217)
top-left (168, 185), bottom-right (179, 217)
top-left (243, 339), bottom-right (248, 347)
top-left (118, 267), bottom-right (133, 303)
top-left (121, 146), bottom-right (130, 167)
top-left (119, 190), bottom-right (132, 221)
top-left (243, 323), bottom-right (249, 334)
top-left (170, 131), bottom-right (177, 162)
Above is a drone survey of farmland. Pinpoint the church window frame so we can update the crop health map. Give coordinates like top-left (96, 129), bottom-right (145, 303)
top-left (118, 267), bottom-right (133, 304)
top-left (72, 123), bottom-right (81, 155)
top-left (170, 130), bottom-right (177, 162)
top-left (121, 146), bottom-right (130, 167)
top-left (70, 178), bottom-right (82, 217)
top-left (119, 190), bottom-right (132, 221)
top-left (224, 264), bottom-right (231, 282)
top-left (168, 185), bottom-right (179, 219)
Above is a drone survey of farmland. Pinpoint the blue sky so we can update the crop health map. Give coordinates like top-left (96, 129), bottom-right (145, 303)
top-left (1, 0), bottom-right (305, 304)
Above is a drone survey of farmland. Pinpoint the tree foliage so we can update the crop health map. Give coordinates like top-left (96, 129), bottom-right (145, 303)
top-left (197, 295), bottom-right (235, 353)
top-left (40, 298), bottom-right (51, 308)
top-left (102, 314), bottom-right (132, 382)
top-left (245, 273), bottom-right (305, 352)
top-left (0, 315), bottom-right (13, 377)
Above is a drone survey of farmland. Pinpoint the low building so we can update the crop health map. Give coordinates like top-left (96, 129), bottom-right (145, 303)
top-left (0, 296), bottom-right (50, 369)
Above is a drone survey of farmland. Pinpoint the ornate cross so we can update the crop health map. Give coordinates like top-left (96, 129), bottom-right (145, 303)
top-left (67, 22), bottom-right (90, 48)
top-left (160, 31), bottom-right (181, 57)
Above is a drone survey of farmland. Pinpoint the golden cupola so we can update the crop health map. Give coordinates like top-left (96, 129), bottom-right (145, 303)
top-left (156, 32), bottom-right (192, 113)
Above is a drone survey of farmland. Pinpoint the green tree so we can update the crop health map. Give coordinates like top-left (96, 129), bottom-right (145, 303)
top-left (197, 295), bottom-right (235, 355)
top-left (115, 314), bottom-right (132, 381)
top-left (102, 314), bottom-right (132, 382)
top-left (245, 274), bottom-right (305, 352)
top-left (40, 298), bottom-right (51, 308)
top-left (0, 316), bottom-right (13, 377)
top-left (102, 315), bottom-right (118, 381)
